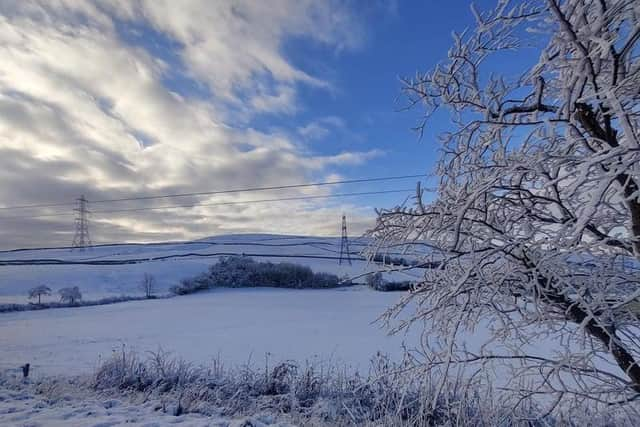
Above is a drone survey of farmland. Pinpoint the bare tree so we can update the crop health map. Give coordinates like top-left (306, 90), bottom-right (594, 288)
top-left (28, 285), bottom-right (51, 304)
top-left (370, 0), bottom-right (640, 414)
top-left (59, 286), bottom-right (82, 304)
top-left (140, 273), bottom-right (156, 299)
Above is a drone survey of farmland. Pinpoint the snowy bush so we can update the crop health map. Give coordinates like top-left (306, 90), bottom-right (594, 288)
top-left (58, 286), bottom-right (82, 304)
top-left (172, 257), bottom-right (342, 295)
top-left (365, 273), bottom-right (412, 292)
top-left (371, 254), bottom-right (419, 267)
top-left (366, 272), bottom-right (385, 290)
top-left (27, 285), bottom-right (51, 304)
top-left (171, 277), bottom-right (210, 295)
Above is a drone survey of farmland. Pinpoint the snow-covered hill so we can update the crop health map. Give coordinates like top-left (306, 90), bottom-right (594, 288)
top-left (0, 234), bottom-right (422, 303)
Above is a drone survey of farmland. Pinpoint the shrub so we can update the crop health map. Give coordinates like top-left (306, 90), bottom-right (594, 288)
top-left (366, 272), bottom-right (385, 289)
top-left (172, 256), bottom-right (342, 295)
top-left (58, 286), bottom-right (82, 304)
top-left (366, 272), bottom-right (412, 292)
top-left (170, 277), bottom-right (210, 295)
top-left (372, 253), bottom-right (420, 267)
top-left (378, 281), bottom-right (412, 292)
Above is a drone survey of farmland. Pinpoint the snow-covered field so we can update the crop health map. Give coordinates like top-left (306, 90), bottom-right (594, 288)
top-left (0, 286), bottom-right (412, 376)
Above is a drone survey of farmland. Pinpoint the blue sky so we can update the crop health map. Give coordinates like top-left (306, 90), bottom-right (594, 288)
top-left (0, 0), bottom-right (507, 248)
top-left (237, 0), bottom-right (501, 206)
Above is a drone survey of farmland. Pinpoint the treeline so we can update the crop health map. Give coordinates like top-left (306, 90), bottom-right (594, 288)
top-left (171, 256), bottom-right (344, 295)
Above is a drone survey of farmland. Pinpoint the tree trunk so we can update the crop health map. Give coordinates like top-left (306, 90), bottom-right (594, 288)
top-left (539, 276), bottom-right (640, 393)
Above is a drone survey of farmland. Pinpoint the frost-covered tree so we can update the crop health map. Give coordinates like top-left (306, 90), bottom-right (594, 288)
top-left (59, 286), bottom-right (82, 304)
top-left (28, 285), bottom-right (51, 304)
top-left (371, 0), bottom-right (640, 412)
top-left (140, 273), bottom-right (156, 298)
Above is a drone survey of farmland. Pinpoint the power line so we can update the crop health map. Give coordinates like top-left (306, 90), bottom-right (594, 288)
top-left (93, 189), bottom-right (414, 215)
top-left (0, 174), bottom-right (426, 211)
top-left (0, 189), bottom-right (415, 220)
top-left (0, 200), bottom-right (74, 211)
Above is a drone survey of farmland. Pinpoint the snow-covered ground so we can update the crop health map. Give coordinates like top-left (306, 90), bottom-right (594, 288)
top-left (0, 376), bottom-right (292, 427)
top-left (0, 234), bottom-right (421, 303)
top-left (0, 286), bottom-right (413, 376)
top-left (0, 281), bottom-right (418, 426)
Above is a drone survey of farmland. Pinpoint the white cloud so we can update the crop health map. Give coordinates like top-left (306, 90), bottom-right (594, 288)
top-left (109, 0), bottom-right (364, 116)
top-left (0, 0), bottom-right (379, 248)
top-left (298, 116), bottom-right (347, 140)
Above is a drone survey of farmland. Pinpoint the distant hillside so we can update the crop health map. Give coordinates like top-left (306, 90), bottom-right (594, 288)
top-left (0, 234), bottom-right (425, 302)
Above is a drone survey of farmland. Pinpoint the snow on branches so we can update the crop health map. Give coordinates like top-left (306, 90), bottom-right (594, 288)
top-left (58, 286), bottom-right (82, 304)
top-left (28, 285), bottom-right (51, 304)
top-left (371, 0), bottom-right (640, 413)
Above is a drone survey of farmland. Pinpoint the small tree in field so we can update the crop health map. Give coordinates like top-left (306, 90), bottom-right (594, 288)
top-left (28, 285), bottom-right (51, 304)
top-left (371, 0), bottom-right (640, 414)
top-left (59, 286), bottom-right (82, 304)
top-left (140, 273), bottom-right (156, 298)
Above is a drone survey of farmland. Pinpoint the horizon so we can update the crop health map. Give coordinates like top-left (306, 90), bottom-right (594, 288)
top-left (0, 231), bottom-right (372, 252)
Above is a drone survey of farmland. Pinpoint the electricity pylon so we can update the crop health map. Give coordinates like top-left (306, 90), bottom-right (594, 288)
top-left (72, 195), bottom-right (92, 250)
top-left (339, 214), bottom-right (351, 265)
